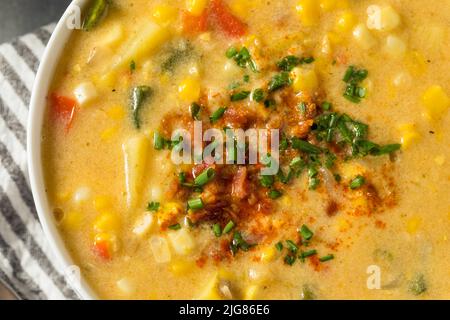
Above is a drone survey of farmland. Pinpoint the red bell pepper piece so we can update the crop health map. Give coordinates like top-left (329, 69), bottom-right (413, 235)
top-left (50, 93), bottom-right (77, 132)
top-left (208, 0), bottom-right (247, 38)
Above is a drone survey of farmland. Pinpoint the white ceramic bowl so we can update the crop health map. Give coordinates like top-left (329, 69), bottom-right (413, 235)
top-left (28, 0), bottom-right (97, 300)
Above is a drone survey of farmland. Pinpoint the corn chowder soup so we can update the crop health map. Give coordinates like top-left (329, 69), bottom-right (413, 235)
top-left (43, 0), bottom-right (450, 299)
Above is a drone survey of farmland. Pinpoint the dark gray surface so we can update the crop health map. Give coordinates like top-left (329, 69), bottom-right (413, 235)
top-left (0, 0), bottom-right (71, 43)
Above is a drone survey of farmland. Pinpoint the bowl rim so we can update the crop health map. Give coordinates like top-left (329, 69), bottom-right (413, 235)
top-left (27, 0), bottom-right (97, 300)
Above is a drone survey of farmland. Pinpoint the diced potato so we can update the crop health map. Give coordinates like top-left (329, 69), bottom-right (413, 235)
top-left (247, 265), bottom-right (272, 284)
top-left (93, 212), bottom-right (121, 234)
top-left (168, 228), bottom-right (195, 255)
top-left (187, 0), bottom-right (209, 16)
top-left (353, 23), bottom-right (376, 50)
top-left (406, 216), bottom-right (421, 234)
top-left (296, 0), bottom-right (320, 27)
top-left (73, 82), bottom-right (98, 106)
top-left (99, 23), bottom-right (125, 48)
top-left (112, 21), bottom-right (171, 70)
top-left (152, 4), bottom-right (178, 25)
top-left (335, 11), bottom-right (357, 34)
top-left (178, 76), bottom-right (201, 102)
top-left (421, 85), bottom-right (450, 121)
top-left (367, 5), bottom-right (400, 32)
top-left (398, 124), bottom-right (420, 149)
top-left (133, 213), bottom-right (155, 236)
top-left (117, 278), bottom-right (135, 295)
top-left (73, 186), bottom-right (91, 204)
top-left (384, 35), bottom-right (406, 58)
top-left (291, 67), bottom-right (319, 93)
top-left (122, 135), bottom-right (150, 209)
top-left (392, 72), bottom-right (412, 88)
top-left (150, 236), bottom-right (171, 263)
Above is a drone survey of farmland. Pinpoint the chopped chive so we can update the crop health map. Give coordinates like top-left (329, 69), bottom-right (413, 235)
top-left (286, 240), bottom-right (299, 253)
top-left (194, 168), bottom-right (216, 187)
top-left (268, 189), bottom-right (282, 199)
top-left (213, 223), bottom-right (222, 237)
top-left (130, 60), bottom-right (136, 72)
top-left (291, 138), bottom-right (322, 154)
top-left (284, 255), bottom-right (296, 266)
top-left (300, 224), bottom-right (314, 241)
top-left (178, 172), bottom-right (187, 183)
top-left (147, 201), bottom-right (160, 212)
top-left (349, 175), bottom-right (365, 189)
top-left (319, 254), bottom-right (334, 262)
top-left (187, 198), bottom-right (204, 210)
top-left (153, 132), bottom-right (165, 150)
top-left (298, 102), bottom-right (307, 114)
top-left (300, 249), bottom-right (317, 259)
top-left (243, 75), bottom-right (250, 83)
top-left (259, 175), bottom-right (274, 188)
top-left (168, 223), bottom-right (181, 230)
top-left (223, 220), bottom-right (235, 234)
top-left (275, 241), bottom-right (284, 251)
top-left (231, 91), bottom-right (251, 102)
top-left (190, 102), bottom-right (201, 120)
top-left (308, 176), bottom-right (320, 190)
top-left (226, 47), bottom-right (238, 58)
top-left (268, 71), bottom-right (292, 92)
top-left (322, 101), bottom-right (332, 111)
top-left (210, 107), bottom-right (227, 123)
top-left (251, 88), bottom-right (265, 102)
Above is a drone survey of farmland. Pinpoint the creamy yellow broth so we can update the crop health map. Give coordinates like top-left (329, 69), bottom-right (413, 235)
top-left (42, 0), bottom-right (450, 299)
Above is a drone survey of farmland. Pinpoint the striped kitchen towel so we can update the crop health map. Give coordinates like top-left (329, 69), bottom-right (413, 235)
top-left (0, 24), bottom-right (79, 300)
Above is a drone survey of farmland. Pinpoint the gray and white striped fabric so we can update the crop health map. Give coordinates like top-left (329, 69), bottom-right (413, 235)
top-left (0, 24), bottom-right (79, 300)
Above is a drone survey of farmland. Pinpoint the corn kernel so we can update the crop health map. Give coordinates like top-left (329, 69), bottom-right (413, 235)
top-left (93, 212), bottom-right (121, 233)
top-left (335, 11), bottom-right (357, 33)
top-left (406, 216), bottom-right (421, 234)
top-left (197, 273), bottom-right (223, 300)
top-left (106, 106), bottom-right (126, 120)
top-left (186, 0), bottom-right (208, 16)
top-left (93, 71), bottom-right (117, 89)
top-left (100, 126), bottom-right (118, 141)
top-left (230, 0), bottom-right (250, 19)
top-left (296, 0), bottom-right (320, 27)
top-left (178, 77), bottom-right (201, 102)
top-left (405, 51), bottom-right (427, 76)
top-left (260, 246), bottom-right (277, 262)
top-left (421, 85), bottom-right (450, 121)
top-left (398, 124), bottom-right (420, 149)
top-left (339, 162), bottom-right (366, 182)
top-left (170, 260), bottom-right (195, 275)
top-left (384, 35), bottom-right (406, 58)
top-left (434, 155), bottom-right (445, 166)
top-left (327, 31), bottom-right (343, 44)
top-left (94, 232), bottom-right (119, 259)
top-left (62, 211), bottom-right (83, 230)
top-left (291, 67), bottom-right (319, 93)
top-left (336, 217), bottom-right (351, 232)
top-left (244, 285), bottom-right (259, 300)
top-left (93, 195), bottom-right (111, 212)
top-left (353, 23), bottom-right (376, 50)
top-left (320, 0), bottom-right (349, 11)
top-left (152, 5), bottom-right (178, 25)
top-left (158, 202), bottom-right (183, 227)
